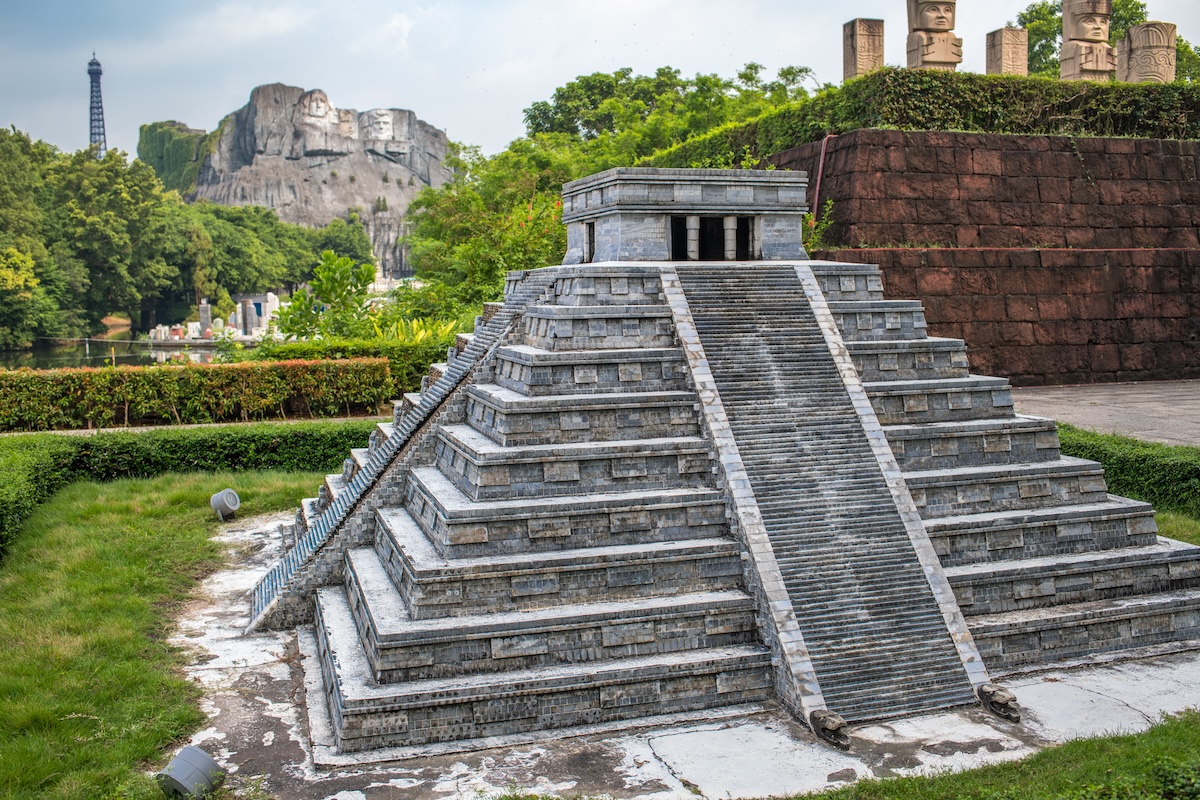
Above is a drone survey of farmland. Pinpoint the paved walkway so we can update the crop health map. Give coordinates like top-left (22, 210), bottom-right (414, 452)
top-left (1012, 380), bottom-right (1200, 448)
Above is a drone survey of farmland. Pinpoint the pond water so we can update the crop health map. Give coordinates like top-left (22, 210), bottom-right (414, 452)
top-left (0, 340), bottom-right (219, 370)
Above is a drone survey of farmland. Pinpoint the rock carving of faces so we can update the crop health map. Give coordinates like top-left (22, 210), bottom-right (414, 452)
top-left (303, 91), bottom-right (330, 119)
top-left (365, 110), bottom-right (394, 140)
top-left (917, 2), bottom-right (956, 32)
top-left (1074, 13), bottom-right (1110, 43)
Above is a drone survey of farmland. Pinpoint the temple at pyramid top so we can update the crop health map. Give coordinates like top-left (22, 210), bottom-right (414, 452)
top-left (561, 167), bottom-right (810, 264)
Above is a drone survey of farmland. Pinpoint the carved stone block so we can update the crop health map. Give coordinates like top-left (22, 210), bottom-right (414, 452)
top-left (987, 28), bottom-right (1028, 76)
top-left (1061, 0), bottom-right (1117, 81)
top-left (907, 1), bottom-right (962, 71)
top-left (1118, 22), bottom-right (1177, 83)
top-left (844, 19), bottom-right (885, 81)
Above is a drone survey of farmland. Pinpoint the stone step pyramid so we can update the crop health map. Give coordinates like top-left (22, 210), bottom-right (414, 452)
top-left (248, 167), bottom-right (1200, 755)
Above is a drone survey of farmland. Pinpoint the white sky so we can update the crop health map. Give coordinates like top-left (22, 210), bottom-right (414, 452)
top-left (3, 1), bottom-right (1199, 158)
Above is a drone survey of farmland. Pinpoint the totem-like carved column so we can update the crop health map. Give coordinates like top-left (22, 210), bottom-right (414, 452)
top-left (987, 28), bottom-right (1029, 76)
top-left (907, 1), bottom-right (962, 72)
top-left (1118, 22), bottom-right (1178, 83)
top-left (1061, 0), bottom-right (1117, 81)
top-left (844, 19), bottom-right (885, 81)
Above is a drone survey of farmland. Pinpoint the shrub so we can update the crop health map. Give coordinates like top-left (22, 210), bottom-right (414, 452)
top-left (0, 419), bottom-right (377, 557)
top-left (1058, 425), bottom-right (1200, 518)
top-left (0, 359), bottom-right (393, 431)
top-left (248, 338), bottom-right (455, 396)
top-left (646, 68), bottom-right (1200, 168)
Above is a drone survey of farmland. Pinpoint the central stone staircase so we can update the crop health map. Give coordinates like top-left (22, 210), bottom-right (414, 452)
top-left (675, 266), bottom-right (978, 721)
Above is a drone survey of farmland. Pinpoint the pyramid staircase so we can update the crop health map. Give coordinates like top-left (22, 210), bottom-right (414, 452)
top-left (248, 258), bottom-right (1200, 755)
top-left (808, 260), bottom-right (1200, 671)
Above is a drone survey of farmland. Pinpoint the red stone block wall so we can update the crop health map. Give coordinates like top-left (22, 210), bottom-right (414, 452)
top-left (773, 129), bottom-right (1200, 250)
top-left (810, 248), bottom-right (1200, 386)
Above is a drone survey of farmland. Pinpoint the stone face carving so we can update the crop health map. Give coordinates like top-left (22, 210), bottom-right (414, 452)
top-left (987, 28), bottom-right (1029, 76)
top-left (1061, 0), bottom-right (1117, 81)
top-left (844, 19), bottom-right (885, 82)
top-left (1118, 22), bottom-right (1178, 83)
top-left (907, 1), bottom-right (963, 72)
top-left (187, 84), bottom-right (452, 277)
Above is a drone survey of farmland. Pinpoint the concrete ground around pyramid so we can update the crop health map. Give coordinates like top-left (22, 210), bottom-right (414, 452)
top-left (171, 513), bottom-right (1200, 800)
top-left (1012, 379), bottom-right (1200, 448)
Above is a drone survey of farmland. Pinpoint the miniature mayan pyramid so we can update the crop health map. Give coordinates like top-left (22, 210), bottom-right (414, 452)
top-left (249, 167), bottom-right (1199, 754)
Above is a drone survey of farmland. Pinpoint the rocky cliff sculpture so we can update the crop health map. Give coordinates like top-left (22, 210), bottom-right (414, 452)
top-left (1118, 22), bottom-right (1178, 83)
top-left (182, 84), bottom-right (452, 277)
top-left (907, 1), bottom-right (963, 71)
top-left (1061, 0), bottom-right (1117, 81)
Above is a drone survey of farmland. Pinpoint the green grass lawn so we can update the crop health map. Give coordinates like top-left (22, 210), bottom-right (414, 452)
top-left (0, 471), bottom-right (321, 800)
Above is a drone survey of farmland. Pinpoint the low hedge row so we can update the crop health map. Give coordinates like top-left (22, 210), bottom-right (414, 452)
top-left (646, 68), bottom-right (1200, 168)
top-left (246, 338), bottom-right (455, 397)
top-left (0, 358), bottom-right (393, 431)
top-left (0, 419), bottom-right (377, 554)
top-left (1058, 424), bottom-right (1200, 518)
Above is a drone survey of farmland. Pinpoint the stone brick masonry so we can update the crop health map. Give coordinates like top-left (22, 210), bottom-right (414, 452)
top-left (772, 129), bottom-right (1200, 386)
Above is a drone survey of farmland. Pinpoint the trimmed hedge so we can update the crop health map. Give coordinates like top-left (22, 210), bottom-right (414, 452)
top-left (1058, 424), bottom-right (1200, 518)
top-left (248, 338), bottom-right (455, 398)
top-left (0, 419), bottom-right (377, 554)
top-left (646, 68), bottom-right (1200, 168)
top-left (0, 358), bottom-right (393, 431)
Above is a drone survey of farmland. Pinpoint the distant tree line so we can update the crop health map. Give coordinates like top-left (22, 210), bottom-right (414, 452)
top-left (0, 129), bottom-right (374, 349)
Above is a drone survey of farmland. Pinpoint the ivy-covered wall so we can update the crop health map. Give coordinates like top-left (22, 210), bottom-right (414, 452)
top-left (645, 68), bottom-right (1200, 169)
top-left (136, 120), bottom-right (222, 194)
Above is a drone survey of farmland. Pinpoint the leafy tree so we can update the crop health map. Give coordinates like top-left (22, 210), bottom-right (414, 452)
top-left (0, 247), bottom-right (43, 348)
top-left (313, 212), bottom-right (376, 269)
top-left (275, 250), bottom-right (375, 340)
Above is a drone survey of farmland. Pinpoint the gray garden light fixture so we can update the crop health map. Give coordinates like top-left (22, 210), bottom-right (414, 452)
top-left (210, 489), bottom-right (241, 522)
top-left (155, 745), bottom-right (225, 798)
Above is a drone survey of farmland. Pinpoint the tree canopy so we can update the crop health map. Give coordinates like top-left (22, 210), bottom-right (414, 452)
top-left (0, 129), bottom-right (376, 346)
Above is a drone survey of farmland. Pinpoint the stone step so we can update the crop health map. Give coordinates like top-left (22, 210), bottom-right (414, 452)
top-left (464, 384), bottom-right (700, 446)
top-left (947, 539), bottom-right (1200, 616)
top-left (905, 457), bottom-right (1111, 519)
top-left (294, 497), bottom-right (321, 536)
top-left (806, 261), bottom-right (886, 302)
top-left (373, 507), bottom-right (744, 619)
top-left (454, 332), bottom-right (474, 353)
top-left (495, 344), bottom-right (690, 396)
top-left (925, 497), bottom-right (1159, 567)
top-left (338, 547), bottom-right (758, 683)
top-left (427, 362), bottom-right (449, 387)
top-left (826, 300), bottom-right (929, 342)
top-left (863, 376), bottom-right (1014, 425)
top-left (846, 338), bottom-right (972, 382)
top-left (549, 271), bottom-right (665, 306)
top-left (523, 305), bottom-right (676, 350)
top-left (884, 415), bottom-right (1062, 471)
top-left (968, 587), bottom-right (1200, 672)
top-left (404, 466), bottom-right (729, 558)
top-left (394, 392), bottom-right (423, 425)
top-left (316, 587), bottom-right (773, 752)
top-left (433, 424), bottom-right (714, 501)
top-left (350, 448), bottom-right (370, 470)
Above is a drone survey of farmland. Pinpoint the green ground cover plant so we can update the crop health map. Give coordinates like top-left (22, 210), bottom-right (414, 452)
top-left (0, 358), bottom-right (392, 431)
top-left (0, 419), bottom-right (376, 555)
top-left (0, 470), bottom-right (322, 799)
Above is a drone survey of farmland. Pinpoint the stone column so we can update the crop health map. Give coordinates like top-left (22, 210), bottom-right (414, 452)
top-left (723, 217), bottom-right (738, 260)
top-left (686, 216), bottom-right (700, 261)
top-left (907, 1), bottom-right (963, 71)
top-left (1118, 22), bottom-right (1178, 83)
top-left (987, 28), bottom-right (1029, 76)
top-left (1061, 0), bottom-right (1117, 81)
top-left (844, 19), bottom-right (885, 81)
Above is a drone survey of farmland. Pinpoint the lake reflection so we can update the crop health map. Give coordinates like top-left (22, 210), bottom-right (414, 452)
top-left (0, 340), bottom-right (218, 370)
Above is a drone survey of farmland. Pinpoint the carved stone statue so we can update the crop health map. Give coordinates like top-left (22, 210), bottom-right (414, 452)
top-left (362, 109), bottom-right (395, 141)
top-left (845, 18), bottom-right (885, 81)
top-left (907, 1), bottom-right (963, 71)
top-left (1061, 0), bottom-right (1117, 81)
top-left (293, 89), bottom-right (346, 157)
top-left (1118, 22), bottom-right (1178, 83)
